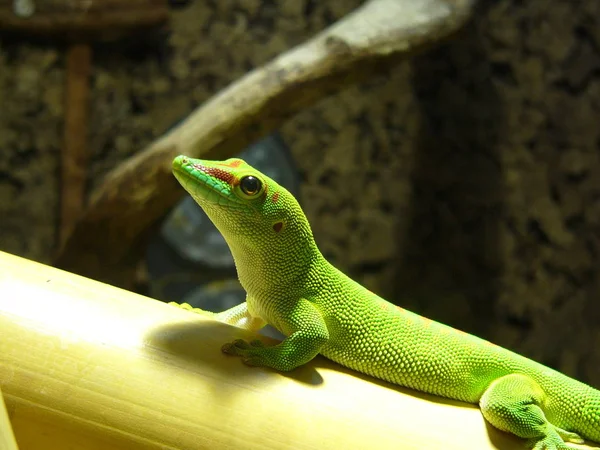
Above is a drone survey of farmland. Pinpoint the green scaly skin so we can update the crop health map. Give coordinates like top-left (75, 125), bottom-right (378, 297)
top-left (171, 155), bottom-right (600, 450)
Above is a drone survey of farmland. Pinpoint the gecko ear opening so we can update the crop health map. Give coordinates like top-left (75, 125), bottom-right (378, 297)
top-left (273, 222), bottom-right (284, 233)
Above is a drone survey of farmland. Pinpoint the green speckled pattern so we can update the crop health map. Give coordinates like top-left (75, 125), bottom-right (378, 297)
top-left (172, 156), bottom-right (600, 450)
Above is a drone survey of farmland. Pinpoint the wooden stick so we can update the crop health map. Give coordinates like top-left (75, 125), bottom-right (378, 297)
top-left (54, 0), bottom-right (477, 287)
top-left (60, 43), bottom-right (91, 248)
top-left (0, 250), bottom-right (526, 450)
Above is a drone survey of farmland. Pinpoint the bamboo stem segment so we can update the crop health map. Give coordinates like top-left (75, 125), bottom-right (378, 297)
top-left (0, 250), bottom-right (522, 450)
top-left (0, 386), bottom-right (19, 450)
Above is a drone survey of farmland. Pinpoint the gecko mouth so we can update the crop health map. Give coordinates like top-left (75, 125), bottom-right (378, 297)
top-left (172, 156), bottom-right (243, 206)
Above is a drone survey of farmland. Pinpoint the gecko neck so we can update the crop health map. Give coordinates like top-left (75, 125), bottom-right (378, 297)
top-left (225, 231), bottom-right (323, 296)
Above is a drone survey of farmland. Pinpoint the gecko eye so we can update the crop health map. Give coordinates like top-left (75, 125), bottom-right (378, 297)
top-left (240, 175), bottom-right (262, 196)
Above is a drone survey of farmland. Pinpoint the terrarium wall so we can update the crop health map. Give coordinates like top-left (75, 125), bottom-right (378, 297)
top-left (0, 0), bottom-right (599, 385)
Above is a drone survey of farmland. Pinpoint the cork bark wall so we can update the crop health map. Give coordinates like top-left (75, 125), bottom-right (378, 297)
top-left (0, 0), bottom-right (599, 385)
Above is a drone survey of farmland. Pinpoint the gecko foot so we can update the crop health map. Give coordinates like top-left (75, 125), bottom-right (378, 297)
top-left (222, 339), bottom-right (268, 366)
top-left (168, 301), bottom-right (211, 316)
top-left (554, 428), bottom-right (584, 445)
top-left (529, 432), bottom-right (583, 450)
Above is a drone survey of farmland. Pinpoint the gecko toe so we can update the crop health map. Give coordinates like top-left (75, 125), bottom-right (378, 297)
top-left (530, 436), bottom-right (582, 450)
top-left (554, 427), bottom-right (584, 444)
top-left (242, 356), bottom-right (266, 367)
top-left (222, 339), bottom-right (265, 355)
top-left (222, 339), bottom-right (249, 355)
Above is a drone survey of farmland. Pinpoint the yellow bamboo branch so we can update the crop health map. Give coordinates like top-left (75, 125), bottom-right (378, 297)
top-left (0, 386), bottom-right (19, 450)
top-left (0, 250), bottom-right (522, 449)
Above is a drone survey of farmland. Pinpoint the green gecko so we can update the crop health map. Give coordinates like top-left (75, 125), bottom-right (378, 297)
top-left (171, 155), bottom-right (600, 450)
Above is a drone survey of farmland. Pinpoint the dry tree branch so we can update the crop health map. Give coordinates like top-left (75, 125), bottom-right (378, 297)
top-left (54, 0), bottom-right (477, 287)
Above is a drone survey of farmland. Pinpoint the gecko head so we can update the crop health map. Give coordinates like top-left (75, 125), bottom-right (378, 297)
top-left (172, 155), bottom-right (313, 251)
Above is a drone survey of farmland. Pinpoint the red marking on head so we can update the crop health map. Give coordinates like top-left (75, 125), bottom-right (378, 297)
top-left (272, 192), bottom-right (279, 203)
top-left (273, 222), bottom-right (283, 233)
top-left (193, 163), bottom-right (234, 184)
top-left (221, 159), bottom-right (243, 168)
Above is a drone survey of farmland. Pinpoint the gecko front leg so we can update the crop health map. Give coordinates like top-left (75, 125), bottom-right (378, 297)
top-left (222, 298), bottom-right (329, 371)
